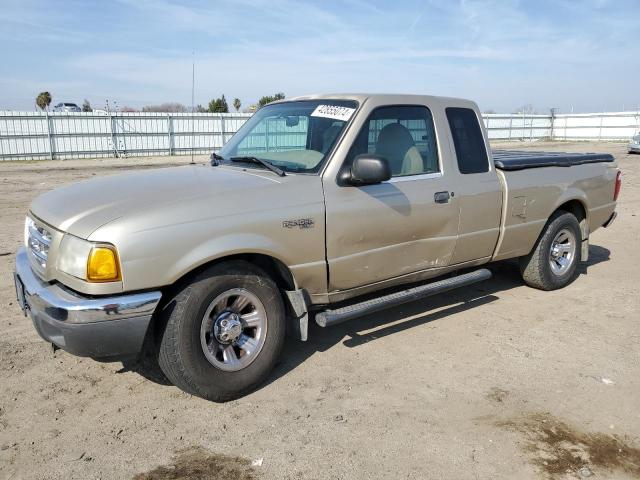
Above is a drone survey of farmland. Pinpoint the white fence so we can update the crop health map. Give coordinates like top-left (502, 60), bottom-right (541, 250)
top-left (484, 112), bottom-right (640, 142)
top-left (550, 112), bottom-right (640, 141)
top-left (0, 111), bottom-right (251, 161)
top-left (483, 114), bottom-right (552, 141)
top-left (1, 110), bottom-right (639, 161)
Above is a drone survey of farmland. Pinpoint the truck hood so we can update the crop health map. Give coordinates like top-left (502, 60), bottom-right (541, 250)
top-left (30, 165), bottom-right (294, 239)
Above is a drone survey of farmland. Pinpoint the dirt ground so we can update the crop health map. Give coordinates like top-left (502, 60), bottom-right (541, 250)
top-left (0, 141), bottom-right (638, 480)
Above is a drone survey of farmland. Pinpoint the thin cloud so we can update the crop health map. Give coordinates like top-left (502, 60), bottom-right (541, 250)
top-left (0, 0), bottom-right (638, 112)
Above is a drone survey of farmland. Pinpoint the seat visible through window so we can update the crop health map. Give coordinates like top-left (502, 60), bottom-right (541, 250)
top-left (375, 123), bottom-right (424, 175)
top-left (346, 105), bottom-right (440, 178)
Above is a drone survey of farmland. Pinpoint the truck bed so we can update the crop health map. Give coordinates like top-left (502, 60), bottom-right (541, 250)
top-left (493, 150), bottom-right (614, 171)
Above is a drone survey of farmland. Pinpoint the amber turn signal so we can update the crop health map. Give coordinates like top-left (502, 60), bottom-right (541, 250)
top-left (87, 246), bottom-right (121, 282)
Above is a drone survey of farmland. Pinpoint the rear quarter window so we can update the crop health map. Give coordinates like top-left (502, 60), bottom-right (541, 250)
top-left (446, 107), bottom-right (489, 174)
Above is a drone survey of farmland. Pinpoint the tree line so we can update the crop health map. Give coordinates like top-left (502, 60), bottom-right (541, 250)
top-left (194, 92), bottom-right (285, 113)
top-left (34, 91), bottom-right (285, 113)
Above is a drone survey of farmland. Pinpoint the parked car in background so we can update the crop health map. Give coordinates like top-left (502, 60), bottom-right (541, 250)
top-left (53, 102), bottom-right (81, 112)
top-left (629, 133), bottom-right (640, 154)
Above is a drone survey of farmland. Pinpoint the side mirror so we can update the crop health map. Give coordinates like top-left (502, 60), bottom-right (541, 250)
top-left (349, 154), bottom-right (391, 185)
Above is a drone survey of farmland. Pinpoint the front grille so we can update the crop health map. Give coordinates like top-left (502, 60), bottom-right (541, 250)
top-left (26, 218), bottom-right (52, 270)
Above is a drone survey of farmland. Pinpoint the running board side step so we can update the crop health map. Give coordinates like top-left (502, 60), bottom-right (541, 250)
top-left (315, 268), bottom-right (492, 328)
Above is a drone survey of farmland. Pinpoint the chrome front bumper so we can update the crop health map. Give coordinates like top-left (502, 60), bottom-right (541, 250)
top-left (14, 247), bottom-right (162, 360)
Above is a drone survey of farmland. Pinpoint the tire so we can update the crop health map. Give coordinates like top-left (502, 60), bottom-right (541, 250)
top-left (519, 210), bottom-right (582, 291)
top-left (157, 260), bottom-right (286, 402)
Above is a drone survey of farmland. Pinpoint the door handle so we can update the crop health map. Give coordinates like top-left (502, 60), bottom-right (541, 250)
top-left (434, 191), bottom-right (451, 204)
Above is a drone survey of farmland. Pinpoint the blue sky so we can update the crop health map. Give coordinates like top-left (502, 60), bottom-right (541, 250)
top-left (0, 0), bottom-right (637, 113)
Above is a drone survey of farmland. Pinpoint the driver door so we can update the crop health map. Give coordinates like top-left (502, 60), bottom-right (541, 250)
top-left (323, 104), bottom-right (460, 293)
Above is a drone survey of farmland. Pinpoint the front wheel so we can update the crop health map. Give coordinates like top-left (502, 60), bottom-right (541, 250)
top-left (157, 260), bottom-right (286, 401)
top-left (519, 210), bottom-right (582, 291)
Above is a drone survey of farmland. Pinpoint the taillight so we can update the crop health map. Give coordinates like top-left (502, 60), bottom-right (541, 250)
top-left (614, 171), bottom-right (622, 201)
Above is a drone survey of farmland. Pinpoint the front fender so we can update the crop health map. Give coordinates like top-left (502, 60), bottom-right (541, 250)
top-left (167, 232), bottom-right (296, 285)
top-left (100, 212), bottom-right (327, 294)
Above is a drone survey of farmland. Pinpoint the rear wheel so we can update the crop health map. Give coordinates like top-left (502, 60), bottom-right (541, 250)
top-left (519, 211), bottom-right (582, 291)
top-left (157, 261), bottom-right (286, 401)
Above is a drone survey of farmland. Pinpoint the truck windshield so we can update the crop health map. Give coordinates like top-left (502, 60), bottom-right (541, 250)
top-left (218, 100), bottom-right (358, 174)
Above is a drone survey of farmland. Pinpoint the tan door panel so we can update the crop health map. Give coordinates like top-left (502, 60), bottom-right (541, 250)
top-left (324, 175), bottom-right (459, 291)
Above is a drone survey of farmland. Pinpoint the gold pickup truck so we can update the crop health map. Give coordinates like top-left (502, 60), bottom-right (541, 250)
top-left (14, 94), bottom-right (621, 401)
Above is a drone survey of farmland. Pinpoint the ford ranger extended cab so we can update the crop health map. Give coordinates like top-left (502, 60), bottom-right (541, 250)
top-left (14, 94), bottom-right (621, 401)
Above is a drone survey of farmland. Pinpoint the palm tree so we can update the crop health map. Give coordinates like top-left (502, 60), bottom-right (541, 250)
top-left (233, 98), bottom-right (241, 112)
top-left (36, 91), bottom-right (52, 111)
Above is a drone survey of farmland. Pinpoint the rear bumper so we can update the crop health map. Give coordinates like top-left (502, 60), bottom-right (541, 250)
top-left (14, 247), bottom-right (162, 360)
top-left (628, 144), bottom-right (640, 153)
top-left (602, 211), bottom-right (617, 228)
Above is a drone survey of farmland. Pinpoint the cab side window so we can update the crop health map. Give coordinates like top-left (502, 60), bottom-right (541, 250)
top-left (446, 107), bottom-right (489, 174)
top-left (348, 106), bottom-right (439, 177)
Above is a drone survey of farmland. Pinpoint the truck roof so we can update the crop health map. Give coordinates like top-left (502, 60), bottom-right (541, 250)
top-left (284, 93), bottom-right (478, 108)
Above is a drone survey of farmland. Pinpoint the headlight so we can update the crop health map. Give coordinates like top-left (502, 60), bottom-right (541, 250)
top-left (24, 217), bottom-right (34, 247)
top-left (57, 234), bottom-right (121, 282)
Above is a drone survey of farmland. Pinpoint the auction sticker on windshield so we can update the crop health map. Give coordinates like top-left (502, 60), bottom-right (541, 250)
top-left (311, 105), bottom-right (355, 122)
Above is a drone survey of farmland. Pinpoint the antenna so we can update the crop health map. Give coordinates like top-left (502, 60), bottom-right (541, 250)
top-left (190, 49), bottom-right (195, 164)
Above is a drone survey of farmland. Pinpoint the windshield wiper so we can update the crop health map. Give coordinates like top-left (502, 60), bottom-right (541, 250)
top-left (230, 156), bottom-right (286, 177)
top-left (210, 152), bottom-right (224, 166)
